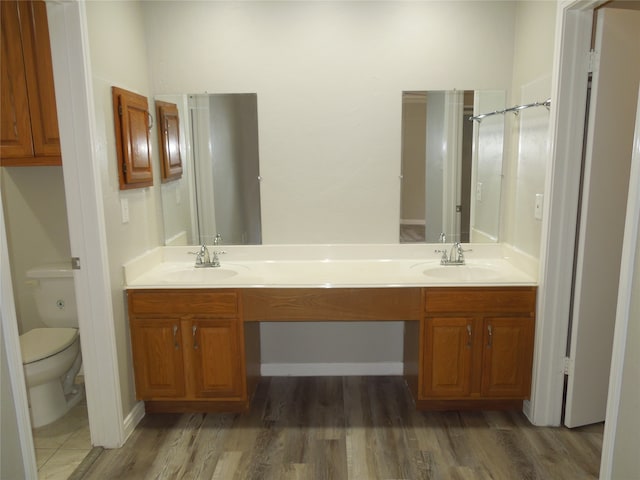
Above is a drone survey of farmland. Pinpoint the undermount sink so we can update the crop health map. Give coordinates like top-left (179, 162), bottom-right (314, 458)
top-left (421, 264), bottom-right (504, 282)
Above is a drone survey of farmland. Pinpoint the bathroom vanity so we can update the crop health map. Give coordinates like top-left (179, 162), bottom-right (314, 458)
top-left (125, 244), bottom-right (537, 413)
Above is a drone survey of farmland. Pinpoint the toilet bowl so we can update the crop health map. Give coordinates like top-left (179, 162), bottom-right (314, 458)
top-left (20, 328), bottom-right (83, 428)
top-left (18, 263), bottom-right (83, 428)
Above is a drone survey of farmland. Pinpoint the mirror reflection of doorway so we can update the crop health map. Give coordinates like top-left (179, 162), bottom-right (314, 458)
top-left (400, 91), bottom-right (474, 243)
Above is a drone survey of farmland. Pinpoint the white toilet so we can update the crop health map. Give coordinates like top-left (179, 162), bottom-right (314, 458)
top-left (19, 263), bottom-right (83, 428)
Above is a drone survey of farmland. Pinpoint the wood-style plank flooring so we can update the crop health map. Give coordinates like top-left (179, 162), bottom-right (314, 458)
top-left (78, 377), bottom-right (603, 480)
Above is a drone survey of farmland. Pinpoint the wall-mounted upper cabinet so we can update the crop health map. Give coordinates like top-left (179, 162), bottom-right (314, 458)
top-left (112, 87), bottom-right (154, 190)
top-left (0, 0), bottom-right (61, 166)
top-left (155, 100), bottom-right (183, 182)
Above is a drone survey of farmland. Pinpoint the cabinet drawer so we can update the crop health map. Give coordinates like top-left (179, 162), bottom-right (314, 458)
top-left (425, 287), bottom-right (536, 314)
top-left (128, 290), bottom-right (238, 316)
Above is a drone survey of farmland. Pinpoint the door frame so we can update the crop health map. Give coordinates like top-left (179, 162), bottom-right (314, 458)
top-left (528, 0), bottom-right (607, 426)
top-left (45, 1), bottom-right (126, 448)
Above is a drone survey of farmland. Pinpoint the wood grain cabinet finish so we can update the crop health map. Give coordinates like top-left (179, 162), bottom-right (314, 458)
top-left (414, 287), bottom-right (536, 409)
top-left (112, 87), bottom-right (154, 189)
top-left (155, 100), bottom-right (183, 182)
top-left (1, 0), bottom-right (61, 166)
top-left (128, 290), bottom-right (258, 413)
top-left (129, 318), bottom-right (186, 399)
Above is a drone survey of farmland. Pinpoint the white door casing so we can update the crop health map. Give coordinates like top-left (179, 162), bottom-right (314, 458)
top-left (46, 1), bottom-right (126, 447)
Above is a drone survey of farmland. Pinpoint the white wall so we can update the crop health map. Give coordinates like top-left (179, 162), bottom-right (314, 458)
top-left (0, 167), bottom-right (71, 334)
top-left (85, 1), bottom-right (163, 416)
top-left (143, 1), bottom-right (518, 244)
top-left (502, 1), bottom-right (557, 256)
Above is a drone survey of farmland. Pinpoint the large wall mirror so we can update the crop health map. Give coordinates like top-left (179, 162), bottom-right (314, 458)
top-left (400, 90), bottom-right (505, 244)
top-left (159, 93), bottom-right (262, 246)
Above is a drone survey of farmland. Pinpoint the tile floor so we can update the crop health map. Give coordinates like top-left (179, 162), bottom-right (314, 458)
top-left (32, 387), bottom-right (91, 480)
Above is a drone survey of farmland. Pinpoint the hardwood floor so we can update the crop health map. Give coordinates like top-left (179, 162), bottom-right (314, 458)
top-left (78, 377), bottom-right (603, 480)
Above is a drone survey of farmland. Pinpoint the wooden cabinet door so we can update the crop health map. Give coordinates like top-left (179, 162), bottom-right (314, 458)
top-left (188, 318), bottom-right (244, 399)
top-left (112, 87), bottom-right (153, 189)
top-left (130, 319), bottom-right (186, 399)
top-left (480, 317), bottom-right (535, 398)
top-left (156, 100), bottom-right (183, 182)
top-left (0, 1), bottom-right (61, 165)
top-left (1, 1), bottom-right (34, 159)
top-left (422, 317), bottom-right (473, 398)
top-left (18, 0), bottom-right (60, 158)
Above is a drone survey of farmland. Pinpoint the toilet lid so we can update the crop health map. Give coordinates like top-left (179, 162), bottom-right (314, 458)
top-left (20, 328), bottom-right (78, 364)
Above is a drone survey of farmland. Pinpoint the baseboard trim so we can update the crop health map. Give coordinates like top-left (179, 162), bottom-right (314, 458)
top-left (260, 362), bottom-right (404, 376)
top-left (122, 401), bottom-right (145, 443)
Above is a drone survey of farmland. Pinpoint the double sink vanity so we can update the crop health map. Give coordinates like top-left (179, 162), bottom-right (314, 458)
top-left (124, 243), bottom-right (537, 413)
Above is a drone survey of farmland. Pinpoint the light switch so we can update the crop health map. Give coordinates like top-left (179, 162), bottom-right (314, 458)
top-left (534, 194), bottom-right (544, 220)
top-left (120, 198), bottom-right (130, 223)
top-left (476, 182), bottom-right (483, 202)
top-left (176, 189), bottom-right (181, 205)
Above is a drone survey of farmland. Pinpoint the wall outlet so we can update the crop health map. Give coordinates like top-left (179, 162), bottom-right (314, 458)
top-left (534, 194), bottom-right (544, 220)
top-left (120, 198), bottom-right (130, 223)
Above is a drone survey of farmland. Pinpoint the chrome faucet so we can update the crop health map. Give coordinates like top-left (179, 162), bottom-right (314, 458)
top-left (435, 242), bottom-right (469, 265)
top-left (193, 244), bottom-right (211, 267)
top-left (191, 244), bottom-right (225, 268)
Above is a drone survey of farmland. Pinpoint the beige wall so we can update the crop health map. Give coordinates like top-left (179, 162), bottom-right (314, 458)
top-left (85, 0), bottom-right (163, 416)
top-left (501, 1), bottom-right (557, 257)
top-left (143, 1), bottom-right (518, 244)
top-left (0, 167), bottom-right (71, 334)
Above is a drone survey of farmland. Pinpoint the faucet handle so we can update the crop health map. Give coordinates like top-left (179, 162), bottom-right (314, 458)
top-left (435, 249), bottom-right (449, 263)
top-left (214, 233), bottom-right (222, 246)
top-left (456, 244), bottom-right (472, 262)
top-left (211, 250), bottom-right (225, 267)
top-left (188, 247), bottom-right (206, 265)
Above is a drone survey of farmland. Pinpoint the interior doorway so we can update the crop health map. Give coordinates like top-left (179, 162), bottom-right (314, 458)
top-left (1, 166), bottom-right (92, 476)
top-left (563, 4), bottom-right (640, 429)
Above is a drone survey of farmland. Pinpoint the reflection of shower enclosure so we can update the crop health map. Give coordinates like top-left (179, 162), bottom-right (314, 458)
top-left (189, 94), bottom-right (261, 245)
top-left (400, 90), bottom-right (504, 243)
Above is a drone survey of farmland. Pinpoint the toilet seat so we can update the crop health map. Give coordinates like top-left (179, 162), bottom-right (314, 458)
top-left (20, 328), bottom-right (78, 364)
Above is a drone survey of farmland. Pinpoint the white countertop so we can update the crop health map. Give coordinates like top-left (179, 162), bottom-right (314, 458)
top-left (123, 244), bottom-right (538, 289)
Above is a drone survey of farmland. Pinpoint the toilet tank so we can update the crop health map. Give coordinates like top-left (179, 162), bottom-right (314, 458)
top-left (27, 263), bottom-right (78, 328)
